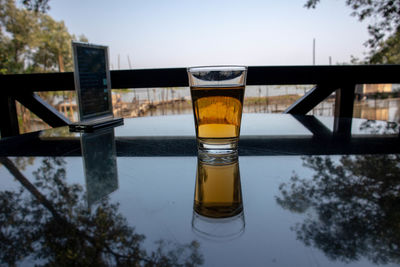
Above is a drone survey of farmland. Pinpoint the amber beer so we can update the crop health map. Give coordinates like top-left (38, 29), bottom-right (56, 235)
top-left (188, 66), bottom-right (247, 154)
top-left (194, 159), bottom-right (243, 218)
top-left (190, 85), bottom-right (245, 145)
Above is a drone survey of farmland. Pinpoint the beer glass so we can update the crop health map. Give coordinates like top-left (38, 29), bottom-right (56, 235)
top-left (187, 66), bottom-right (247, 159)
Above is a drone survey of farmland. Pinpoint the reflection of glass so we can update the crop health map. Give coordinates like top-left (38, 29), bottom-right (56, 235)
top-left (192, 211), bottom-right (245, 241)
top-left (80, 128), bottom-right (118, 206)
top-left (192, 155), bottom-right (245, 241)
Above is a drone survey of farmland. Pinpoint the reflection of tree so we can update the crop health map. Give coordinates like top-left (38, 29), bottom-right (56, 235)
top-left (8, 156), bottom-right (35, 171)
top-left (276, 155), bottom-right (400, 265)
top-left (0, 157), bottom-right (203, 266)
top-left (359, 120), bottom-right (398, 135)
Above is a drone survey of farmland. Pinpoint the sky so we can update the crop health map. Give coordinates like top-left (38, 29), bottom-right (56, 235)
top-left (48, 0), bottom-right (371, 70)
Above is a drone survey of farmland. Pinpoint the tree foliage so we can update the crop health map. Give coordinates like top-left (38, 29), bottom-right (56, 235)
top-left (21, 0), bottom-right (49, 13)
top-left (305, 0), bottom-right (400, 48)
top-left (369, 29), bottom-right (400, 64)
top-left (0, 0), bottom-right (87, 74)
top-left (305, 0), bottom-right (400, 63)
top-left (0, 0), bottom-right (39, 73)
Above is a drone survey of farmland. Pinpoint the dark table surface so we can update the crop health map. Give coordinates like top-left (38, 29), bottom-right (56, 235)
top-left (1, 114), bottom-right (400, 266)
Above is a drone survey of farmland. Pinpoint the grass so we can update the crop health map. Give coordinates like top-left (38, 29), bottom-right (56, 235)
top-left (244, 94), bottom-right (301, 105)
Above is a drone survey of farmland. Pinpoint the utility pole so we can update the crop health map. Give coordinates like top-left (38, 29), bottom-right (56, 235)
top-left (127, 55), bottom-right (132, 69)
top-left (127, 55), bottom-right (136, 99)
top-left (313, 38), bottom-right (316, 65)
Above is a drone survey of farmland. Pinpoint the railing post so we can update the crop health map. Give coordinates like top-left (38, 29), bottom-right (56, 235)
top-left (16, 93), bottom-right (71, 128)
top-left (291, 115), bottom-right (332, 140)
top-left (0, 96), bottom-right (20, 137)
top-left (333, 84), bottom-right (355, 139)
top-left (334, 84), bottom-right (355, 118)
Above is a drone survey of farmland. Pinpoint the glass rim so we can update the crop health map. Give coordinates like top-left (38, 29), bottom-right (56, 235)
top-left (187, 65), bottom-right (247, 73)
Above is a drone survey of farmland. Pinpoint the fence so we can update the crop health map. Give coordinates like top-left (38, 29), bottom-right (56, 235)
top-left (1, 65), bottom-right (400, 137)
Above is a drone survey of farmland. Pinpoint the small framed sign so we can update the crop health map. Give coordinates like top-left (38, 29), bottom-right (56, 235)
top-left (70, 42), bottom-right (123, 132)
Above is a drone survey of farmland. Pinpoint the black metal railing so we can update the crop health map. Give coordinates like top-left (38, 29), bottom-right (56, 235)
top-left (1, 65), bottom-right (400, 137)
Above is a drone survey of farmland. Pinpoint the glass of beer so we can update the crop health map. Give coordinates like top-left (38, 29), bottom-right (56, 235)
top-left (192, 155), bottom-right (245, 240)
top-left (187, 66), bottom-right (247, 160)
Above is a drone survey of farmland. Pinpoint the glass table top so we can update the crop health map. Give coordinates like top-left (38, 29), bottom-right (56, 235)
top-left (1, 114), bottom-right (400, 266)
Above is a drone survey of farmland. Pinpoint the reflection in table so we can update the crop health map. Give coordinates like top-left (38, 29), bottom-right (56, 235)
top-left (0, 114), bottom-right (399, 266)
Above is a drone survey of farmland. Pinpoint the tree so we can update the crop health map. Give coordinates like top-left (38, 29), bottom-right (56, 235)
top-left (21, 0), bottom-right (50, 13)
top-left (29, 14), bottom-right (88, 73)
top-left (0, 0), bottom-right (40, 73)
top-left (305, 0), bottom-right (400, 63)
top-left (305, 0), bottom-right (400, 49)
top-left (369, 29), bottom-right (400, 64)
top-left (0, 0), bottom-right (87, 74)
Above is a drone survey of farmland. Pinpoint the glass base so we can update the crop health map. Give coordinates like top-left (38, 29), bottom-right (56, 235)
top-left (197, 138), bottom-right (238, 151)
top-left (197, 138), bottom-right (238, 164)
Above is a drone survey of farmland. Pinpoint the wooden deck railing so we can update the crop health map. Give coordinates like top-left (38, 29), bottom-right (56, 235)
top-left (1, 65), bottom-right (400, 137)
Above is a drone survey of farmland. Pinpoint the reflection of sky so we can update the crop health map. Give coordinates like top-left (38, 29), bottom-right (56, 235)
top-left (0, 155), bottom-right (389, 266)
top-left (0, 159), bottom-right (22, 191)
top-left (48, 0), bottom-right (369, 69)
top-left (117, 113), bottom-right (400, 137)
top-left (0, 157), bottom-right (85, 191)
top-left (109, 156), bottom-right (376, 266)
top-left (116, 114), bottom-right (311, 137)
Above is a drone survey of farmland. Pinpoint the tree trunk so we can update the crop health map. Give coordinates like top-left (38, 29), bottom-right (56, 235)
top-left (58, 53), bottom-right (64, 72)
